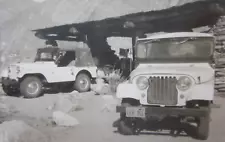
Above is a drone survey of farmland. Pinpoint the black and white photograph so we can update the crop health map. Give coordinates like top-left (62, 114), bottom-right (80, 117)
top-left (0, 0), bottom-right (225, 142)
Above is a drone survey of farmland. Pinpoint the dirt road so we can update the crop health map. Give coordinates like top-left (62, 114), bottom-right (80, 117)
top-left (35, 93), bottom-right (225, 142)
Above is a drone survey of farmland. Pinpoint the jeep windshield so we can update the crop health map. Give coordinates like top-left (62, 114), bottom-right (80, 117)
top-left (135, 37), bottom-right (214, 62)
top-left (34, 48), bottom-right (59, 62)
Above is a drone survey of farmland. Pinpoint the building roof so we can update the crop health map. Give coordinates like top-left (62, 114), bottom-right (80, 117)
top-left (33, 0), bottom-right (225, 41)
top-left (138, 32), bottom-right (214, 41)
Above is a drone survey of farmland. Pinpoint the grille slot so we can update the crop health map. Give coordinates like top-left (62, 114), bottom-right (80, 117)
top-left (147, 76), bottom-right (178, 106)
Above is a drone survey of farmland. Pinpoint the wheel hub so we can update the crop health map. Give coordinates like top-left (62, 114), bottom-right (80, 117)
top-left (27, 82), bottom-right (39, 94)
top-left (79, 79), bottom-right (88, 89)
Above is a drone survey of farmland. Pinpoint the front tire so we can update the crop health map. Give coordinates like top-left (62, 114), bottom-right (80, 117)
top-left (75, 73), bottom-right (91, 92)
top-left (20, 76), bottom-right (43, 98)
top-left (2, 84), bottom-right (20, 97)
top-left (118, 120), bottom-right (136, 135)
top-left (196, 112), bottom-right (210, 140)
top-left (117, 99), bottom-right (141, 135)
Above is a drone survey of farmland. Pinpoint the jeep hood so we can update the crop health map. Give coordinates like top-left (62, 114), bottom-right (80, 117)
top-left (130, 63), bottom-right (214, 84)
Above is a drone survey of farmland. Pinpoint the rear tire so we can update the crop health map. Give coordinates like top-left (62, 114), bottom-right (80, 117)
top-left (75, 73), bottom-right (91, 92)
top-left (20, 76), bottom-right (43, 98)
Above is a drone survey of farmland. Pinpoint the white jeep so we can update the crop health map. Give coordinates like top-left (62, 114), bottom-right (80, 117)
top-left (0, 47), bottom-right (97, 98)
top-left (114, 32), bottom-right (215, 140)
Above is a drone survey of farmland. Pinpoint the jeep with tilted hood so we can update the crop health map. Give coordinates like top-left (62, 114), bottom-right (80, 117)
top-left (114, 32), bottom-right (215, 140)
top-left (0, 46), bottom-right (97, 98)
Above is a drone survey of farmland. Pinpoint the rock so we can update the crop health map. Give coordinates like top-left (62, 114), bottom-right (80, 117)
top-left (216, 71), bottom-right (225, 77)
top-left (91, 78), bottom-right (112, 95)
top-left (92, 83), bottom-right (111, 95)
top-left (96, 78), bottom-right (105, 84)
top-left (215, 84), bottom-right (225, 89)
top-left (52, 111), bottom-right (79, 127)
top-left (53, 95), bottom-right (78, 113)
top-left (192, 26), bottom-right (211, 33)
top-left (0, 120), bottom-right (48, 142)
top-left (96, 70), bottom-right (106, 78)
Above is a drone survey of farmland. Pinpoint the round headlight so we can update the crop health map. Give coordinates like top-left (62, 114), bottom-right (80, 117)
top-left (136, 76), bottom-right (149, 90)
top-left (177, 76), bottom-right (192, 91)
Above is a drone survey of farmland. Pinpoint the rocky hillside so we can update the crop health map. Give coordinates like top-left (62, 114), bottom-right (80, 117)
top-left (210, 16), bottom-right (225, 93)
top-left (193, 16), bottom-right (225, 93)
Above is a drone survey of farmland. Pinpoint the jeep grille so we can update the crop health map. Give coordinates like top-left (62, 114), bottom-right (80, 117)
top-left (147, 76), bottom-right (178, 106)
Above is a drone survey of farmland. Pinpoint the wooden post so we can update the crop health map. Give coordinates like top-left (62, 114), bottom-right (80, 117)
top-left (131, 36), bottom-right (136, 71)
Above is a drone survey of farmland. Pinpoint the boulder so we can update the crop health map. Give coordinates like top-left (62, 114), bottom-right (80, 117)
top-left (91, 78), bottom-right (112, 95)
top-left (0, 120), bottom-right (48, 142)
top-left (52, 111), bottom-right (79, 127)
top-left (53, 94), bottom-right (78, 113)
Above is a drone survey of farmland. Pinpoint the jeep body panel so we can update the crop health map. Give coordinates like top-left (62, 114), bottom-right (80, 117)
top-left (116, 32), bottom-right (215, 107)
top-left (117, 63), bottom-right (214, 106)
top-left (2, 61), bottom-right (97, 83)
top-left (115, 32), bottom-right (214, 138)
top-left (130, 63), bottom-right (214, 84)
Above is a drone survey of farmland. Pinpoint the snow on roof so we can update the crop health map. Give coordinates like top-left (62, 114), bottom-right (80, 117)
top-left (138, 32), bottom-right (214, 41)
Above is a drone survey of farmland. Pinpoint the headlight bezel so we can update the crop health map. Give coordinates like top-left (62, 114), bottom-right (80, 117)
top-left (176, 76), bottom-right (192, 91)
top-left (136, 76), bottom-right (149, 90)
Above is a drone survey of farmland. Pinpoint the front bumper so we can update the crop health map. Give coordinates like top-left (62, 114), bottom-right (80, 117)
top-left (116, 106), bottom-right (209, 117)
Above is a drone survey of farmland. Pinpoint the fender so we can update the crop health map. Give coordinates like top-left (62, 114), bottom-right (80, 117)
top-left (75, 67), bottom-right (98, 78)
top-left (116, 81), bottom-right (142, 100)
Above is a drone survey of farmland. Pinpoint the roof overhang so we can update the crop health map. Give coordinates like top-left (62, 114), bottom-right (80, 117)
top-left (33, 0), bottom-right (225, 41)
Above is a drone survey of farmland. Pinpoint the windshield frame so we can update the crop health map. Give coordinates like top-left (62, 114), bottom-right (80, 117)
top-left (34, 48), bottom-right (60, 62)
top-left (134, 37), bottom-right (215, 63)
